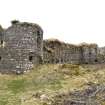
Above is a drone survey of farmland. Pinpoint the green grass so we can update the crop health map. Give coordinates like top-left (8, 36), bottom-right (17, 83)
top-left (7, 79), bottom-right (26, 94)
top-left (0, 64), bottom-right (105, 105)
top-left (0, 98), bottom-right (8, 105)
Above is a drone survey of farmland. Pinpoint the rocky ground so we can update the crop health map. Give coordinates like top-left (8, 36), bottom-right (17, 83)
top-left (51, 83), bottom-right (105, 105)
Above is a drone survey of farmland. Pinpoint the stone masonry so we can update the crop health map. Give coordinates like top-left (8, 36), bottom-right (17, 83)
top-left (0, 20), bottom-right (43, 73)
top-left (0, 20), bottom-right (102, 73)
top-left (43, 39), bottom-right (98, 64)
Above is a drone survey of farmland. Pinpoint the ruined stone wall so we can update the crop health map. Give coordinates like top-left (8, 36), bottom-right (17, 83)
top-left (43, 39), bottom-right (98, 64)
top-left (63, 45), bottom-right (82, 64)
top-left (0, 25), bottom-right (3, 47)
top-left (0, 21), bottom-right (100, 73)
top-left (43, 39), bottom-right (81, 64)
top-left (81, 44), bottom-right (98, 64)
top-left (0, 21), bottom-right (43, 73)
top-left (97, 47), bottom-right (105, 63)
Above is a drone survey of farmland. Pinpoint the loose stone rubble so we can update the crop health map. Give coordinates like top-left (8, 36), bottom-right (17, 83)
top-left (51, 84), bottom-right (105, 105)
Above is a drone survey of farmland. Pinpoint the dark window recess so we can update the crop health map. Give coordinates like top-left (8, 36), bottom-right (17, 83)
top-left (85, 62), bottom-right (88, 64)
top-left (0, 56), bottom-right (1, 60)
top-left (89, 52), bottom-right (91, 55)
top-left (29, 56), bottom-right (33, 62)
top-left (37, 31), bottom-right (41, 44)
top-left (1, 40), bottom-right (3, 45)
top-left (95, 59), bottom-right (98, 62)
top-left (37, 30), bottom-right (40, 35)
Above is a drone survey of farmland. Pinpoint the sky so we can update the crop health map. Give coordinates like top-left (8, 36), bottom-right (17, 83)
top-left (0, 0), bottom-right (105, 47)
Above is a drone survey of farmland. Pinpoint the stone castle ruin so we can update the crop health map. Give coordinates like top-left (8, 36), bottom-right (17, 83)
top-left (43, 39), bottom-right (98, 64)
top-left (0, 20), bottom-right (103, 73)
top-left (0, 20), bottom-right (43, 73)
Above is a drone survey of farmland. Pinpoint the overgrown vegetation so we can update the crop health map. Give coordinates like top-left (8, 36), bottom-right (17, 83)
top-left (0, 64), bottom-right (105, 105)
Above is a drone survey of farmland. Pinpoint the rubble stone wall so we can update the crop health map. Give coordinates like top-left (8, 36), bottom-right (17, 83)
top-left (0, 21), bottom-right (43, 73)
top-left (0, 20), bottom-right (102, 73)
top-left (43, 39), bottom-right (98, 64)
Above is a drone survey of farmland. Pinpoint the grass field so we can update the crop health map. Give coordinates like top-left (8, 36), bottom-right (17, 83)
top-left (0, 64), bottom-right (105, 105)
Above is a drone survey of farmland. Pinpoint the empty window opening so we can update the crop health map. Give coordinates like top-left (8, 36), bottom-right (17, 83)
top-left (0, 56), bottom-right (1, 60)
top-left (37, 30), bottom-right (40, 35)
top-left (1, 40), bottom-right (3, 45)
top-left (29, 56), bottom-right (33, 62)
top-left (95, 59), bottom-right (98, 62)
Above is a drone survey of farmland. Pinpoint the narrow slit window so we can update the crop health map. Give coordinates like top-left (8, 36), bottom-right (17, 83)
top-left (29, 56), bottom-right (33, 62)
top-left (1, 40), bottom-right (3, 45)
top-left (37, 30), bottom-right (40, 35)
top-left (0, 56), bottom-right (1, 61)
